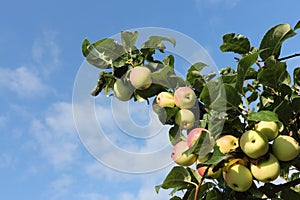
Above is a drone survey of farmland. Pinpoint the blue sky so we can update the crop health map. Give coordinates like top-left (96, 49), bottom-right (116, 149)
top-left (1, 0), bottom-right (300, 199)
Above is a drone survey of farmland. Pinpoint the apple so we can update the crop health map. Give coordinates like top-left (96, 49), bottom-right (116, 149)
top-left (255, 121), bottom-right (279, 141)
top-left (216, 135), bottom-right (239, 154)
top-left (223, 164), bottom-right (253, 192)
top-left (171, 140), bottom-right (197, 166)
top-left (156, 92), bottom-right (175, 108)
top-left (250, 153), bottom-right (280, 182)
top-left (113, 79), bottom-right (134, 101)
top-left (175, 109), bottom-right (195, 130)
top-left (197, 165), bottom-right (221, 179)
top-left (240, 130), bottom-right (269, 159)
top-left (272, 135), bottom-right (300, 161)
top-left (174, 87), bottom-right (197, 109)
top-left (129, 66), bottom-right (152, 89)
top-left (187, 128), bottom-right (208, 147)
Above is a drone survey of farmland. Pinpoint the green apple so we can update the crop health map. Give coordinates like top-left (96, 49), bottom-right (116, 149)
top-left (171, 140), bottom-right (197, 166)
top-left (240, 130), bottom-right (269, 159)
top-left (187, 128), bottom-right (208, 147)
top-left (174, 87), bottom-right (197, 109)
top-left (255, 121), bottom-right (279, 141)
top-left (129, 66), bottom-right (152, 89)
top-left (250, 153), bottom-right (280, 182)
top-left (175, 109), bottom-right (195, 130)
top-left (272, 135), bottom-right (300, 161)
top-left (216, 135), bottom-right (239, 154)
top-left (113, 79), bottom-right (134, 101)
top-left (156, 92), bottom-right (175, 108)
top-left (197, 165), bottom-right (221, 179)
top-left (223, 164), bottom-right (253, 192)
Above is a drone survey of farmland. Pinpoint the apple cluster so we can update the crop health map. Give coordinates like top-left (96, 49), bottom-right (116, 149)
top-left (170, 120), bottom-right (300, 192)
top-left (114, 66), bottom-right (152, 101)
top-left (156, 87), bottom-right (197, 129)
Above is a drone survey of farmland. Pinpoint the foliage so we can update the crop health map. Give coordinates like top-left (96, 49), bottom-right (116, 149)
top-left (82, 21), bottom-right (300, 199)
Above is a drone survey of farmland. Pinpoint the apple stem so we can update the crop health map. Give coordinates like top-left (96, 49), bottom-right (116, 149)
top-left (194, 165), bottom-right (211, 200)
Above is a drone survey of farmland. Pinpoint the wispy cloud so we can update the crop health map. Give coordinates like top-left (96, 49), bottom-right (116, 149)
top-left (30, 102), bottom-right (79, 169)
top-left (0, 66), bottom-right (50, 98)
top-left (0, 153), bottom-right (18, 169)
top-left (32, 31), bottom-right (61, 76)
top-left (49, 174), bottom-right (74, 200)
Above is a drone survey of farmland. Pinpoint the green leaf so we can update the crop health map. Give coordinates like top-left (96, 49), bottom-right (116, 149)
top-left (235, 52), bottom-right (259, 93)
top-left (169, 125), bottom-right (185, 145)
top-left (259, 23), bottom-right (296, 60)
top-left (206, 188), bottom-right (222, 200)
top-left (258, 62), bottom-right (290, 88)
top-left (90, 72), bottom-right (115, 96)
top-left (142, 36), bottom-right (176, 53)
top-left (170, 196), bottom-right (182, 200)
top-left (294, 20), bottom-right (300, 30)
top-left (156, 166), bottom-right (194, 193)
top-left (204, 146), bottom-right (228, 165)
top-left (186, 62), bottom-right (207, 92)
top-left (247, 110), bottom-right (279, 122)
top-left (274, 100), bottom-right (293, 123)
top-left (294, 67), bottom-right (300, 86)
top-left (82, 38), bottom-right (126, 69)
top-left (121, 31), bottom-right (138, 52)
top-left (152, 65), bottom-right (185, 90)
top-left (209, 83), bottom-right (242, 111)
top-left (220, 33), bottom-right (250, 54)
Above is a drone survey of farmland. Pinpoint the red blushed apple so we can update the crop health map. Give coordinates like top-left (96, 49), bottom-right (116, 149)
top-left (187, 128), bottom-right (209, 148)
top-left (129, 66), bottom-right (152, 89)
top-left (156, 92), bottom-right (175, 108)
top-left (216, 135), bottom-right (239, 154)
top-left (197, 165), bottom-right (221, 179)
top-left (174, 87), bottom-right (197, 109)
top-left (171, 140), bottom-right (197, 166)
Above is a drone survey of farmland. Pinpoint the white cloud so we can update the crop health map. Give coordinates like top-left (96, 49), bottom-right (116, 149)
top-left (30, 102), bottom-right (79, 169)
top-left (0, 153), bottom-right (17, 169)
top-left (32, 31), bottom-right (61, 75)
top-left (77, 193), bottom-right (109, 200)
top-left (50, 174), bottom-right (74, 200)
top-left (195, 0), bottom-right (240, 9)
top-left (0, 66), bottom-right (51, 98)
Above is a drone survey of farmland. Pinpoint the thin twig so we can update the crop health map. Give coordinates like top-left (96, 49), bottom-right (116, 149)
top-left (278, 53), bottom-right (300, 61)
top-left (194, 166), bottom-right (210, 200)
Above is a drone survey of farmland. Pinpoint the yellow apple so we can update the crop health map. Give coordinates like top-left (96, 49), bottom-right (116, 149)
top-left (129, 66), bottom-right (152, 89)
top-left (223, 164), bottom-right (253, 192)
top-left (175, 109), bottom-right (195, 130)
top-left (255, 121), bottom-right (279, 141)
top-left (216, 135), bottom-right (239, 154)
top-left (156, 92), bottom-right (175, 108)
top-left (272, 135), bottom-right (300, 161)
top-left (171, 140), bottom-right (197, 166)
top-left (240, 130), bottom-right (269, 159)
top-left (250, 154), bottom-right (280, 182)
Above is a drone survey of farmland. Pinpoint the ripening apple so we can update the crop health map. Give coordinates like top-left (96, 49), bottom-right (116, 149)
top-left (197, 165), bottom-right (221, 179)
top-left (250, 153), bottom-right (280, 183)
top-left (223, 164), bottom-right (253, 192)
top-left (113, 79), bottom-right (134, 101)
top-left (255, 121), bottom-right (279, 141)
top-left (272, 135), bottom-right (300, 161)
top-left (240, 130), bottom-right (269, 159)
top-left (156, 92), bottom-right (175, 108)
top-left (216, 135), bottom-right (239, 154)
top-left (187, 128), bottom-right (208, 147)
top-left (175, 109), bottom-right (195, 130)
top-left (171, 140), bottom-right (197, 166)
top-left (129, 66), bottom-right (152, 89)
top-left (174, 87), bottom-right (197, 109)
